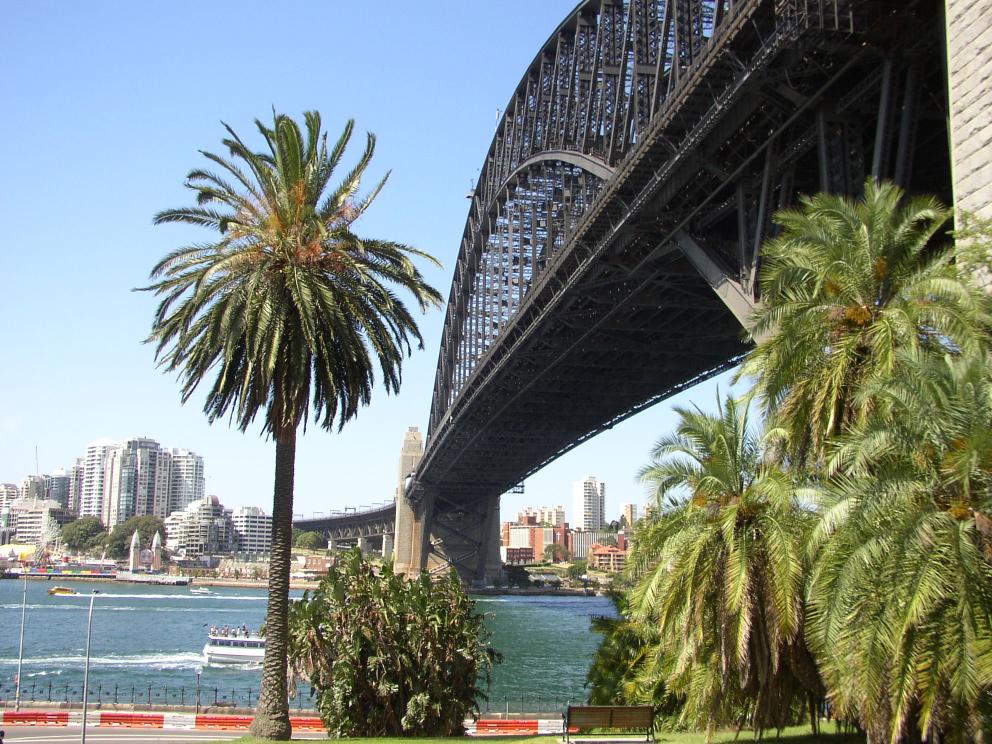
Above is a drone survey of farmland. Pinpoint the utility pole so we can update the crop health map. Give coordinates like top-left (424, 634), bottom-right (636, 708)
top-left (80, 591), bottom-right (99, 744)
top-left (14, 576), bottom-right (26, 711)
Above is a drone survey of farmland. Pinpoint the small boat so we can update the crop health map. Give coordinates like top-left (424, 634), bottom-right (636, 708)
top-left (189, 587), bottom-right (216, 596)
top-left (203, 628), bottom-right (264, 664)
top-left (48, 586), bottom-right (77, 596)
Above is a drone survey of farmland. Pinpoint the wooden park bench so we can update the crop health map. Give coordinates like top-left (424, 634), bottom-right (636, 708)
top-left (562, 705), bottom-right (654, 742)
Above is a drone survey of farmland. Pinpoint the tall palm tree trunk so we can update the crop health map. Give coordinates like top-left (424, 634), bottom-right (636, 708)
top-left (250, 429), bottom-right (296, 740)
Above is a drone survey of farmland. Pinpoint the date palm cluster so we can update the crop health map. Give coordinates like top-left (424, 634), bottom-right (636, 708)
top-left (590, 181), bottom-right (992, 744)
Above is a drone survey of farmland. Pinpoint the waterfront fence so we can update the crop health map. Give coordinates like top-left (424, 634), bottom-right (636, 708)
top-left (0, 681), bottom-right (310, 712)
top-left (0, 682), bottom-right (578, 715)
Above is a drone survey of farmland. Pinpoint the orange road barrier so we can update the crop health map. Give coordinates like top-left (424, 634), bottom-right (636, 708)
top-left (99, 713), bottom-right (165, 728)
top-left (0, 708), bottom-right (560, 735)
top-left (473, 719), bottom-right (540, 735)
top-left (193, 714), bottom-right (254, 730)
top-left (289, 716), bottom-right (325, 732)
top-left (0, 711), bottom-right (69, 726)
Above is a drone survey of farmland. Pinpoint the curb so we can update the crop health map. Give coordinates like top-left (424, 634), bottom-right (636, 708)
top-left (0, 710), bottom-right (561, 735)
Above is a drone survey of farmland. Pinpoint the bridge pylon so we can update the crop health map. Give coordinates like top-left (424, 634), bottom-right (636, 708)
top-left (392, 427), bottom-right (425, 576)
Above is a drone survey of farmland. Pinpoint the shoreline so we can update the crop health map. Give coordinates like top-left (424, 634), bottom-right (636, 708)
top-left (0, 574), bottom-right (319, 590)
top-left (3, 573), bottom-right (602, 597)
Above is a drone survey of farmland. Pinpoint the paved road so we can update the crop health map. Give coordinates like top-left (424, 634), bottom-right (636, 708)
top-left (0, 725), bottom-right (327, 743)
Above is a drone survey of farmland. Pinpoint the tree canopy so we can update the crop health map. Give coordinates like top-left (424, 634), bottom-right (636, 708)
top-left (104, 515), bottom-right (165, 559)
top-left (60, 517), bottom-right (108, 553)
top-left (293, 531), bottom-right (326, 550)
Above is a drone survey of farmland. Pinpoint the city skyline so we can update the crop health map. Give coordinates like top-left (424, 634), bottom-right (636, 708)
top-left (1, 2), bottom-right (742, 526)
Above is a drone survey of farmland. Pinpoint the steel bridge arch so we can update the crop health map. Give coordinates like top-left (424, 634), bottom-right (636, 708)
top-left (430, 0), bottom-right (730, 435)
top-left (400, 0), bottom-right (953, 581)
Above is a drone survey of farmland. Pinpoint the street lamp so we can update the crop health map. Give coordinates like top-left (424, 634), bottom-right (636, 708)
top-left (80, 591), bottom-right (99, 744)
top-left (195, 666), bottom-right (202, 714)
top-left (14, 576), bottom-right (26, 712)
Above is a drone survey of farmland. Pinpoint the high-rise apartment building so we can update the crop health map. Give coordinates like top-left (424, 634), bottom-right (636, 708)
top-left (169, 449), bottom-right (205, 513)
top-left (71, 438), bottom-right (203, 526)
top-left (572, 475), bottom-right (606, 531)
top-left (47, 470), bottom-right (71, 510)
top-left (622, 503), bottom-right (638, 528)
top-left (81, 438), bottom-right (117, 520)
top-left (232, 506), bottom-right (272, 555)
top-left (67, 459), bottom-right (84, 515)
top-left (20, 474), bottom-right (47, 501)
top-left (102, 438), bottom-right (172, 529)
top-left (0, 483), bottom-right (18, 511)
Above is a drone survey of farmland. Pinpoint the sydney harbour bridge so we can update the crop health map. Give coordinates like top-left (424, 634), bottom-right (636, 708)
top-left (297, 0), bottom-right (985, 582)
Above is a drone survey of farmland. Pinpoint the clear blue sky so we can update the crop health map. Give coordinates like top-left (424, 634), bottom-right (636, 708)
top-left (0, 1), bottom-right (742, 524)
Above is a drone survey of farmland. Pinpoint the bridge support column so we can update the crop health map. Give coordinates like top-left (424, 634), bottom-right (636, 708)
top-left (474, 493), bottom-right (503, 584)
top-left (393, 492), bottom-right (415, 575)
top-left (393, 486), bottom-right (435, 577)
top-left (391, 427), bottom-right (426, 577)
top-left (381, 533), bottom-right (394, 560)
top-left (356, 536), bottom-right (372, 555)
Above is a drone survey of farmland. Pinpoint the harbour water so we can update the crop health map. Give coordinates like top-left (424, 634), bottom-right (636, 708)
top-left (0, 579), bottom-right (613, 711)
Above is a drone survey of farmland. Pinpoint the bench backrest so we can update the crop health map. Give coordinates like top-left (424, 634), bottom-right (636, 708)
top-left (567, 705), bottom-right (653, 728)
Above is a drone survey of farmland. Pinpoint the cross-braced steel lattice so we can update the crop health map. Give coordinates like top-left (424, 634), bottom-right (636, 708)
top-left (404, 0), bottom-right (951, 581)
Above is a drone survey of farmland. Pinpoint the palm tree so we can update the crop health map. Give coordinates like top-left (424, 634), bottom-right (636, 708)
top-left (628, 395), bottom-right (822, 740)
top-left (807, 349), bottom-right (992, 742)
top-left (141, 111), bottom-right (442, 739)
top-left (586, 589), bottom-right (660, 706)
top-left (739, 179), bottom-right (989, 467)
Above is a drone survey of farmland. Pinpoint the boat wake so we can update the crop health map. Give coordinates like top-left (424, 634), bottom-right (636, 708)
top-left (0, 652), bottom-right (206, 670)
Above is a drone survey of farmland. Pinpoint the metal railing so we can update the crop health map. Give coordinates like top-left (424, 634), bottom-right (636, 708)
top-left (0, 682), bottom-right (312, 712)
top-left (479, 693), bottom-right (580, 714)
top-left (0, 681), bottom-right (579, 715)
top-left (294, 499), bottom-right (396, 523)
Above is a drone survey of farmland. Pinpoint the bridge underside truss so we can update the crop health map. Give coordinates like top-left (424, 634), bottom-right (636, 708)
top-left (294, 505), bottom-right (395, 542)
top-left (409, 0), bottom-right (951, 579)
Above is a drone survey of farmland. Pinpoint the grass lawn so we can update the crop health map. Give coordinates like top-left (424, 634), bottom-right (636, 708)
top-left (216, 726), bottom-right (863, 743)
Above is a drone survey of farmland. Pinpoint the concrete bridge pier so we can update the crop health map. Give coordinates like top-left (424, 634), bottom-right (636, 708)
top-left (392, 488), bottom-right (416, 575)
top-left (392, 426), bottom-right (426, 576)
top-left (393, 484), bottom-right (436, 576)
top-left (381, 532), bottom-right (394, 560)
top-left (356, 536), bottom-right (373, 555)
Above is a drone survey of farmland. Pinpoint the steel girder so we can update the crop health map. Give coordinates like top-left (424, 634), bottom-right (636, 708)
top-left (420, 0), bottom-right (950, 509)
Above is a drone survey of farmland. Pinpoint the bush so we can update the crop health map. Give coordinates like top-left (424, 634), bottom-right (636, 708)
top-left (61, 517), bottom-right (107, 553)
top-left (293, 530), bottom-right (326, 550)
top-left (288, 549), bottom-right (501, 736)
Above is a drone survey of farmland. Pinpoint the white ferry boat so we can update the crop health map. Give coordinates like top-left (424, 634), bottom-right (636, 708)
top-left (203, 629), bottom-right (265, 664)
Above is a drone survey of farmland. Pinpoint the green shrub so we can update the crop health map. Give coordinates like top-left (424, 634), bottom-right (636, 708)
top-left (288, 549), bottom-right (501, 736)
